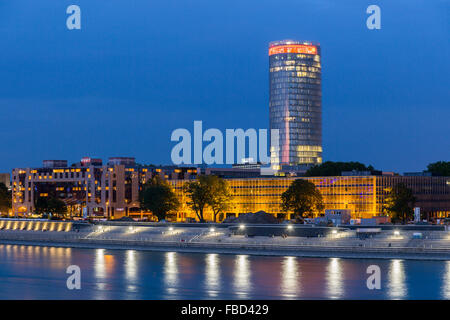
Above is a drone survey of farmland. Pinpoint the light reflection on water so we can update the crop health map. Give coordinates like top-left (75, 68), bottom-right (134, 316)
top-left (388, 259), bottom-right (407, 299)
top-left (326, 258), bottom-right (344, 299)
top-left (93, 248), bottom-right (108, 297)
top-left (94, 248), bottom-right (106, 279)
top-left (125, 250), bottom-right (138, 292)
top-left (281, 256), bottom-right (300, 299)
top-left (234, 255), bottom-right (251, 299)
top-left (205, 254), bottom-right (220, 297)
top-left (163, 252), bottom-right (178, 296)
top-left (442, 261), bottom-right (450, 299)
top-left (0, 244), bottom-right (448, 299)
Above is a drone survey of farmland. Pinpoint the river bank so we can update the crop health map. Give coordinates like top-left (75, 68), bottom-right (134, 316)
top-left (1, 238), bottom-right (450, 260)
top-left (1, 222), bottom-right (450, 260)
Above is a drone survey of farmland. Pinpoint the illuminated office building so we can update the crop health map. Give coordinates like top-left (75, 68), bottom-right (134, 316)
top-left (269, 40), bottom-right (322, 168)
top-left (170, 175), bottom-right (450, 222)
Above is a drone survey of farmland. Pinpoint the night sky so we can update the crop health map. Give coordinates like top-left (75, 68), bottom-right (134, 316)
top-left (0, 0), bottom-right (448, 173)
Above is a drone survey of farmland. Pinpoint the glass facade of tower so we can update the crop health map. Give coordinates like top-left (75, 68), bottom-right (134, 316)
top-left (269, 40), bottom-right (322, 167)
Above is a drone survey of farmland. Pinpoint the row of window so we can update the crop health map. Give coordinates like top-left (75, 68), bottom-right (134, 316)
top-left (270, 54), bottom-right (320, 62)
top-left (271, 77), bottom-right (321, 85)
top-left (270, 66), bottom-right (321, 72)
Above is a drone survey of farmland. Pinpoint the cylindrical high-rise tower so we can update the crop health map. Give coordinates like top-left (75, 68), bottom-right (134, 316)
top-left (269, 39), bottom-right (322, 168)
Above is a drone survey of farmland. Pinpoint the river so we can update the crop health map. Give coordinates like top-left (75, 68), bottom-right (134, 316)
top-left (0, 244), bottom-right (448, 299)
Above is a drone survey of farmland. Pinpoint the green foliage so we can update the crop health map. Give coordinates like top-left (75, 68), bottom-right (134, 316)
top-left (427, 161), bottom-right (450, 176)
top-left (0, 183), bottom-right (11, 214)
top-left (35, 196), bottom-right (67, 217)
top-left (139, 176), bottom-right (180, 221)
top-left (305, 161), bottom-right (375, 177)
top-left (281, 179), bottom-right (324, 220)
top-left (184, 175), bottom-right (233, 222)
top-left (206, 176), bottom-right (233, 222)
top-left (183, 176), bottom-right (213, 222)
top-left (383, 183), bottom-right (416, 223)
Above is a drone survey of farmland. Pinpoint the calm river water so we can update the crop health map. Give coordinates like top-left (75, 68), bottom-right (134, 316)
top-left (0, 244), bottom-right (449, 299)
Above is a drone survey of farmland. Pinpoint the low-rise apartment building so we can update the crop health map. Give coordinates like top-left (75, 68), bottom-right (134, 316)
top-left (11, 157), bottom-right (197, 218)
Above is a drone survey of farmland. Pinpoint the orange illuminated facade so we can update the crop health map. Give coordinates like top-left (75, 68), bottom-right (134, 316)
top-left (170, 176), bottom-right (377, 222)
top-left (269, 44), bottom-right (317, 56)
top-left (169, 176), bottom-right (450, 222)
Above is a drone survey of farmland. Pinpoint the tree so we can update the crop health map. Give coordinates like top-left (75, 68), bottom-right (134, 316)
top-left (206, 176), bottom-right (233, 222)
top-left (183, 176), bottom-right (213, 222)
top-left (305, 161), bottom-right (375, 177)
top-left (50, 198), bottom-right (67, 217)
top-left (139, 176), bottom-right (180, 221)
top-left (35, 197), bottom-right (47, 215)
top-left (35, 196), bottom-right (67, 217)
top-left (281, 179), bottom-right (324, 220)
top-left (0, 183), bottom-right (11, 215)
top-left (427, 161), bottom-right (450, 176)
top-left (383, 183), bottom-right (416, 223)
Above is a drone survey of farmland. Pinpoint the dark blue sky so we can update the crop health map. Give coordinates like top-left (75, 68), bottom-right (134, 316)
top-left (0, 0), bottom-right (448, 173)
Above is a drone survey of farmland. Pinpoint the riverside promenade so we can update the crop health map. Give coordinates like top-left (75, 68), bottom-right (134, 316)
top-left (1, 219), bottom-right (450, 260)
